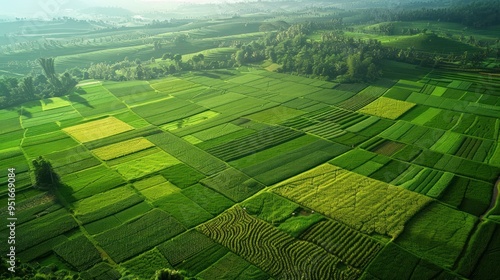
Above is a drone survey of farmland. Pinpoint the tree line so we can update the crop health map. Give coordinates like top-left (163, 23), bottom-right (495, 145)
top-left (0, 58), bottom-right (77, 109)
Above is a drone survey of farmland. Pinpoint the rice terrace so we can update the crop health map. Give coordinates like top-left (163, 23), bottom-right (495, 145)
top-left (0, 0), bottom-right (499, 279)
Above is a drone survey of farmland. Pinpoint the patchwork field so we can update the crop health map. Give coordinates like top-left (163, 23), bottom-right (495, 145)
top-left (0, 65), bottom-right (498, 280)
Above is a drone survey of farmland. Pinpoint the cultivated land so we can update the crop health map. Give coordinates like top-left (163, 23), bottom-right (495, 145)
top-left (0, 2), bottom-right (499, 279)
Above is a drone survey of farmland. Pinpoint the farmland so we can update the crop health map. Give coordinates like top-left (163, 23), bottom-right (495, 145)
top-left (0, 1), bottom-right (500, 279)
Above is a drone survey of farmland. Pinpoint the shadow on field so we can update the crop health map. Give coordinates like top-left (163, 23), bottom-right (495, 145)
top-left (17, 108), bottom-right (32, 118)
top-left (68, 93), bottom-right (94, 109)
top-left (52, 183), bottom-right (78, 209)
top-left (195, 72), bottom-right (221, 79)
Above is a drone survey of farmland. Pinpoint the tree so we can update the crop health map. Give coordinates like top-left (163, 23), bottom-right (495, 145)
top-left (154, 269), bottom-right (185, 280)
top-left (32, 156), bottom-right (59, 191)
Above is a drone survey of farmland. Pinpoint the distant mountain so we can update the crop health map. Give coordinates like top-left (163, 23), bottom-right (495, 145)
top-left (80, 7), bottom-right (134, 17)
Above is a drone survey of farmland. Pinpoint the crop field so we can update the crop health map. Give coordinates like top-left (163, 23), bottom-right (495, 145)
top-left (1, 12), bottom-right (500, 278)
top-left (63, 117), bottom-right (134, 143)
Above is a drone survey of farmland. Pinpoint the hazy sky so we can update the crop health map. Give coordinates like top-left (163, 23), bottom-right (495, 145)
top-left (1, 0), bottom-right (245, 17)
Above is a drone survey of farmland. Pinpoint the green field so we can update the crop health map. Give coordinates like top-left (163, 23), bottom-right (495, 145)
top-left (1, 3), bottom-right (499, 279)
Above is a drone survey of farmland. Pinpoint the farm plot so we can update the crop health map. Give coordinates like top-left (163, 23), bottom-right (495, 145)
top-left (80, 262), bottom-right (121, 280)
top-left (40, 96), bottom-right (72, 111)
top-left (229, 135), bottom-right (317, 170)
top-left (191, 123), bottom-right (243, 141)
top-left (94, 209), bottom-right (185, 263)
top-left (153, 192), bottom-right (213, 228)
top-left (157, 229), bottom-right (216, 267)
top-left (159, 163), bottom-right (205, 189)
top-left (83, 125), bottom-right (161, 150)
top-left (53, 235), bottom-right (101, 271)
top-left (364, 242), bottom-right (457, 280)
top-left (104, 80), bottom-right (167, 106)
top-left (465, 222), bottom-right (500, 279)
top-left (70, 84), bottom-right (127, 117)
top-left (392, 167), bottom-right (454, 198)
top-left (301, 220), bottom-right (383, 269)
top-left (243, 192), bottom-right (299, 225)
top-left (161, 111), bottom-right (219, 131)
top-left (240, 139), bottom-right (350, 186)
top-left (91, 137), bottom-right (154, 161)
top-left (22, 130), bottom-right (80, 158)
top-left (423, 109), bottom-right (461, 130)
top-left (0, 127), bottom-right (24, 150)
top-left (438, 176), bottom-right (493, 217)
top-left (112, 149), bottom-right (181, 180)
top-left (272, 163), bottom-right (431, 238)
top-left (454, 137), bottom-right (495, 162)
top-left (10, 208), bottom-right (78, 252)
top-left (113, 111), bottom-right (150, 128)
top-left (60, 164), bottom-right (126, 202)
top-left (132, 97), bottom-right (208, 126)
top-left (63, 117), bottom-right (134, 143)
top-left (45, 145), bottom-right (101, 175)
top-left (182, 184), bottom-right (234, 215)
top-left (121, 248), bottom-right (172, 279)
top-left (149, 78), bottom-right (200, 93)
top-left (358, 97), bottom-right (415, 119)
top-left (198, 206), bottom-right (359, 280)
top-left (337, 85), bottom-right (388, 111)
top-left (200, 167), bottom-right (264, 202)
top-left (206, 125), bottom-right (303, 162)
top-left (396, 202), bottom-right (477, 269)
top-left (245, 106), bottom-right (305, 125)
top-left (73, 186), bottom-right (144, 224)
top-left (304, 88), bottom-right (356, 105)
top-left (148, 132), bottom-right (226, 176)
top-left (21, 104), bottom-right (82, 128)
top-left (196, 252), bottom-right (261, 280)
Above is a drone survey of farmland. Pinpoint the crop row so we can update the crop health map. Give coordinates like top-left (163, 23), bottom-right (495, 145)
top-left (301, 220), bottom-right (382, 269)
top-left (200, 167), bottom-right (264, 202)
top-left (240, 139), bottom-right (350, 186)
top-left (53, 235), bottom-right (101, 271)
top-left (74, 186), bottom-right (144, 224)
top-left (63, 117), bottom-right (134, 143)
top-left (148, 132), bottom-right (226, 176)
top-left (198, 206), bottom-right (359, 279)
top-left (94, 209), bottom-right (186, 263)
top-left (92, 137), bottom-right (154, 161)
top-left (273, 163), bottom-right (431, 238)
top-left (157, 229), bottom-right (216, 266)
top-left (206, 125), bottom-right (303, 161)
